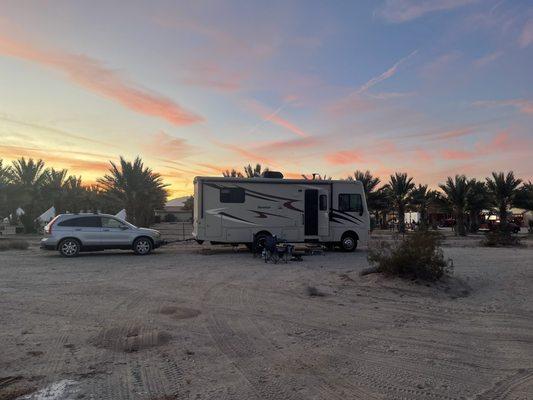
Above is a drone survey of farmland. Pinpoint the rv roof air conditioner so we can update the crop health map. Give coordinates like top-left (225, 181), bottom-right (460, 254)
top-left (261, 171), bottom-right (284, 179)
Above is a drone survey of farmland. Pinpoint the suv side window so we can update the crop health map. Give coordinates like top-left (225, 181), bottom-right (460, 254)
top-left (58, 216), bottom-right (101, 227)
top-left (101, 217), bottom-right (125, 229)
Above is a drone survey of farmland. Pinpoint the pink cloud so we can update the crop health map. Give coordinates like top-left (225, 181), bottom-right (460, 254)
top-left (252, 136), bottom-right (322, 153)
top-left (145, 131), bottom-right (193, 158)
top-left (246, 100), bottom-right (309, 138)
top-left (213, 140), bottom-right (275, 166)
top-left (324, 149), bottom-right (365, 165)
top-left (519, 19), bottom-right (533, 48)
top-left (377, 0), bottom-right (478, 23)
top-left (440, 131), bottom-right (513, 160)
top-left (0, 35), bottom-right (203, 126)
top-left (473, 99), bottom-right (533, 115)
top-left (473, 51), bottom-right (503, 67)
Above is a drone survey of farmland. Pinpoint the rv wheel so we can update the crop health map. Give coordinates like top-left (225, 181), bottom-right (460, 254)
top-left (253, 232), bottom-right (270, 253)
top-left (340, 234), bottom-right (357, 252)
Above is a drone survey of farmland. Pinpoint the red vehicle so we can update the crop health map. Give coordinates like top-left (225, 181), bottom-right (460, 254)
top-left (479, 220), bottom-right (520, 234)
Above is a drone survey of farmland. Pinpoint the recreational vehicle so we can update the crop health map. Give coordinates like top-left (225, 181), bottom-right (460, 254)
top-left (192, 174), bottom-right (369, 251)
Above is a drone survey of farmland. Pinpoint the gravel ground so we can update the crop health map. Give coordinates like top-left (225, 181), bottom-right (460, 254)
top-left (0, 239), bottom-right (532, 400)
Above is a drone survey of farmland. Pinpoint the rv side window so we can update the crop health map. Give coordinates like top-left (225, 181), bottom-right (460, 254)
top-left (220, 187), bottom-right (245, 203)
top-left (338, 194), bottom-right (363, 213)
top-left (319, 194), bottom-right (327, 211)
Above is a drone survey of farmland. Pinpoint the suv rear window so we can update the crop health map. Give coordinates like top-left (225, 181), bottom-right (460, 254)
top-left (57, 216), bottom-right (101, 227)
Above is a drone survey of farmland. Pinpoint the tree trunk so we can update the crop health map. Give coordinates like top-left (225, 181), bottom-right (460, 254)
top-left (398, 204), bottom-right (406, 233)
top-left (499, 204), bottom-right (508, 226)
top-left (456, 210), bottom-right (466, 236)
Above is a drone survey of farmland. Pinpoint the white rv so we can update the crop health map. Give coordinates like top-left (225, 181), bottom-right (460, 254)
top-left (192, 174), bottom-right (369, 251)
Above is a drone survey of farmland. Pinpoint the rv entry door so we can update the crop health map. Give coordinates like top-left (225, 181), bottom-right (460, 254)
top-left (304, 189), bottom-right (319, 236)
top-left (318, 189), bottom-right (329, 237)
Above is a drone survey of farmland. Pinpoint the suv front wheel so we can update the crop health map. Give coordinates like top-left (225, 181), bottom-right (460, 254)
top-left (133, 237), bottom-right (153, 255)
top-left (59, 238), bottom-right (81, 257)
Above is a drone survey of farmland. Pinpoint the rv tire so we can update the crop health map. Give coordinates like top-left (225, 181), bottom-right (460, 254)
top-left (340, 234), bottom-right (357, 252)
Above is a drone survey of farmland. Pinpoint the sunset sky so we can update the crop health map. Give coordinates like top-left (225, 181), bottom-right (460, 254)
top-left (1, 0), bottom-right (532, 197)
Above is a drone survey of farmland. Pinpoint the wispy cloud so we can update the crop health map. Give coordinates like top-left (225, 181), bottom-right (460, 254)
top-left (246, 100), bottom-right (309, 138)
top-left (519, 19), bottom-right (533, 47)
top-left (473, 99), bottom-right (533, 115)
top-left (0, 114), bottom-right (114, 147)
top-left (440, 131), bottom-right (517, 160)
top-left (0, 144), bottom-right (110, 174)
top-left (0, 35), bottom-right (203, 126)
top-left (377, 0), bottom-right (478, 23)
top-left (473, 50), bottom-right (503, 67)
top-left (356, 50), bottom-right (418, 95)
top-left (145, 131), bottom-right (194, 159)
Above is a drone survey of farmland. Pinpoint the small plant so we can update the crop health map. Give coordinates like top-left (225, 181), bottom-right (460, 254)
top-left (482, 229), bottom-right (521, 247)
top-left (366, 231), bottom-right (453, 282)
top-left (306, 285), bottom-right (325, 297)
top-left (163, 213), bottom-right (177, 223)
top-left (0, 239), bottom-right (30, 251)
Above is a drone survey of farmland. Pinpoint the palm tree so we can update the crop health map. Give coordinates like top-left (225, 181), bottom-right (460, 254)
top-left (222, 169), bottom-right (243, 178)
top-left (348, 170), bottom-right (381, 227)
top-left (384, 173), bottom-right (415, 233)
top-left (409, 184), bottom-right (437, 230)
top-left (302, 173), bottom-right (331, 180)
top-left (373, 187), bottom-right (392, 229)
top-left (348, 170), bottom-right (381, 193)
top-left (0, 159), bottom-right (13, 219)
top-left (10, 158), bottom-right (48, 232)
top-left (243, 163), bottom-right (268, 178)
top-left (514, 181), bottom-right (533, 211)
top-left (42, 168), bottom-right (69, 214)
top-left (465, 179), bottom-right (490, 233)
top-left (98, 156), bottom-right (168, 227)
top-left (486, 171), bottom-right (522, 226)
top-left (63, 176), bottom-right (86, 213)
top-left (439, 175), bottom-right (469, 236)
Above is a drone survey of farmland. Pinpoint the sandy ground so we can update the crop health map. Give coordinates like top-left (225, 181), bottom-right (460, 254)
top-left (0, 238), bottom-right (532, 400)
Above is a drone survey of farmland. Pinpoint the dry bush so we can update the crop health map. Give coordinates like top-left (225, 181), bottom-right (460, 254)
top-left (482, 230), bottom-right (521, 247)
top-left (0, 239), bottom-right (29, 251)
top-left (367, 231), bottom-right (453, 282)
top-left (306, 285), bottom-right (325, 297)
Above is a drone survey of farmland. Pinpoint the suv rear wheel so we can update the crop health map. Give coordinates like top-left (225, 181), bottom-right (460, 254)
top-left (133, 237), bottom-right (153, 255)
top-left (59, 238), bottom-right (80, 257)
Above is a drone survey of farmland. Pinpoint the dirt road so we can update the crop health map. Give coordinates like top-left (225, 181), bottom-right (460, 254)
top-left (1, 242), bottom-right (532, 399)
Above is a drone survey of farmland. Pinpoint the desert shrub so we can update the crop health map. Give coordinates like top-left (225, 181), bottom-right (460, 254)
top-left (306, 285), bottom-right (325, 297)
top-left (163, 213), bottom-right (177, 223)
top-left (367, 231), bottom-right (453, 281)
top-left (0, 239), bottom-right (30, 251)
top-left (482, 230), bottom-right (521, 247)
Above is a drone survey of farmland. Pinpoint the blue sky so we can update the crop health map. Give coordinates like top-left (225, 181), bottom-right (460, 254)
top-left (0, 0), bottom-right (531, 195)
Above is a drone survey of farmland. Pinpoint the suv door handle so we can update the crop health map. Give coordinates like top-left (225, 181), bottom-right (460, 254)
top-left (102, 229), bottom-right (110, 232)
top-left (75, 228), bottom-right (82, 231)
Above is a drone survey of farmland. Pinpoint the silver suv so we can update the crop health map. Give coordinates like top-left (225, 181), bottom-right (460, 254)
top-left (40, 213), bottom-right (163, 257)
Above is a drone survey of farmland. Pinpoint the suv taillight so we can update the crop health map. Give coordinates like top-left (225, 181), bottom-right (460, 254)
top-left (45, 216), bottom-right (60, 235)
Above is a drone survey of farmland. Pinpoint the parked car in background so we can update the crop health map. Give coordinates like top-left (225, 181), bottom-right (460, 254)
top-left (478, 220), bottom-right (521, 234)
top-left (40, 213), bottom-right (163, 257)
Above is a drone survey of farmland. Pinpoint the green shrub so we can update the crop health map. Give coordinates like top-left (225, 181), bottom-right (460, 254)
top-left (163, 213), bottom-right (177, 223)
top-left (368, 231), bottom-right (453, 281)
top-left (0, 239), bottom-right (30, 251)
top-left (482, 230), bottom-right (521, 247)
